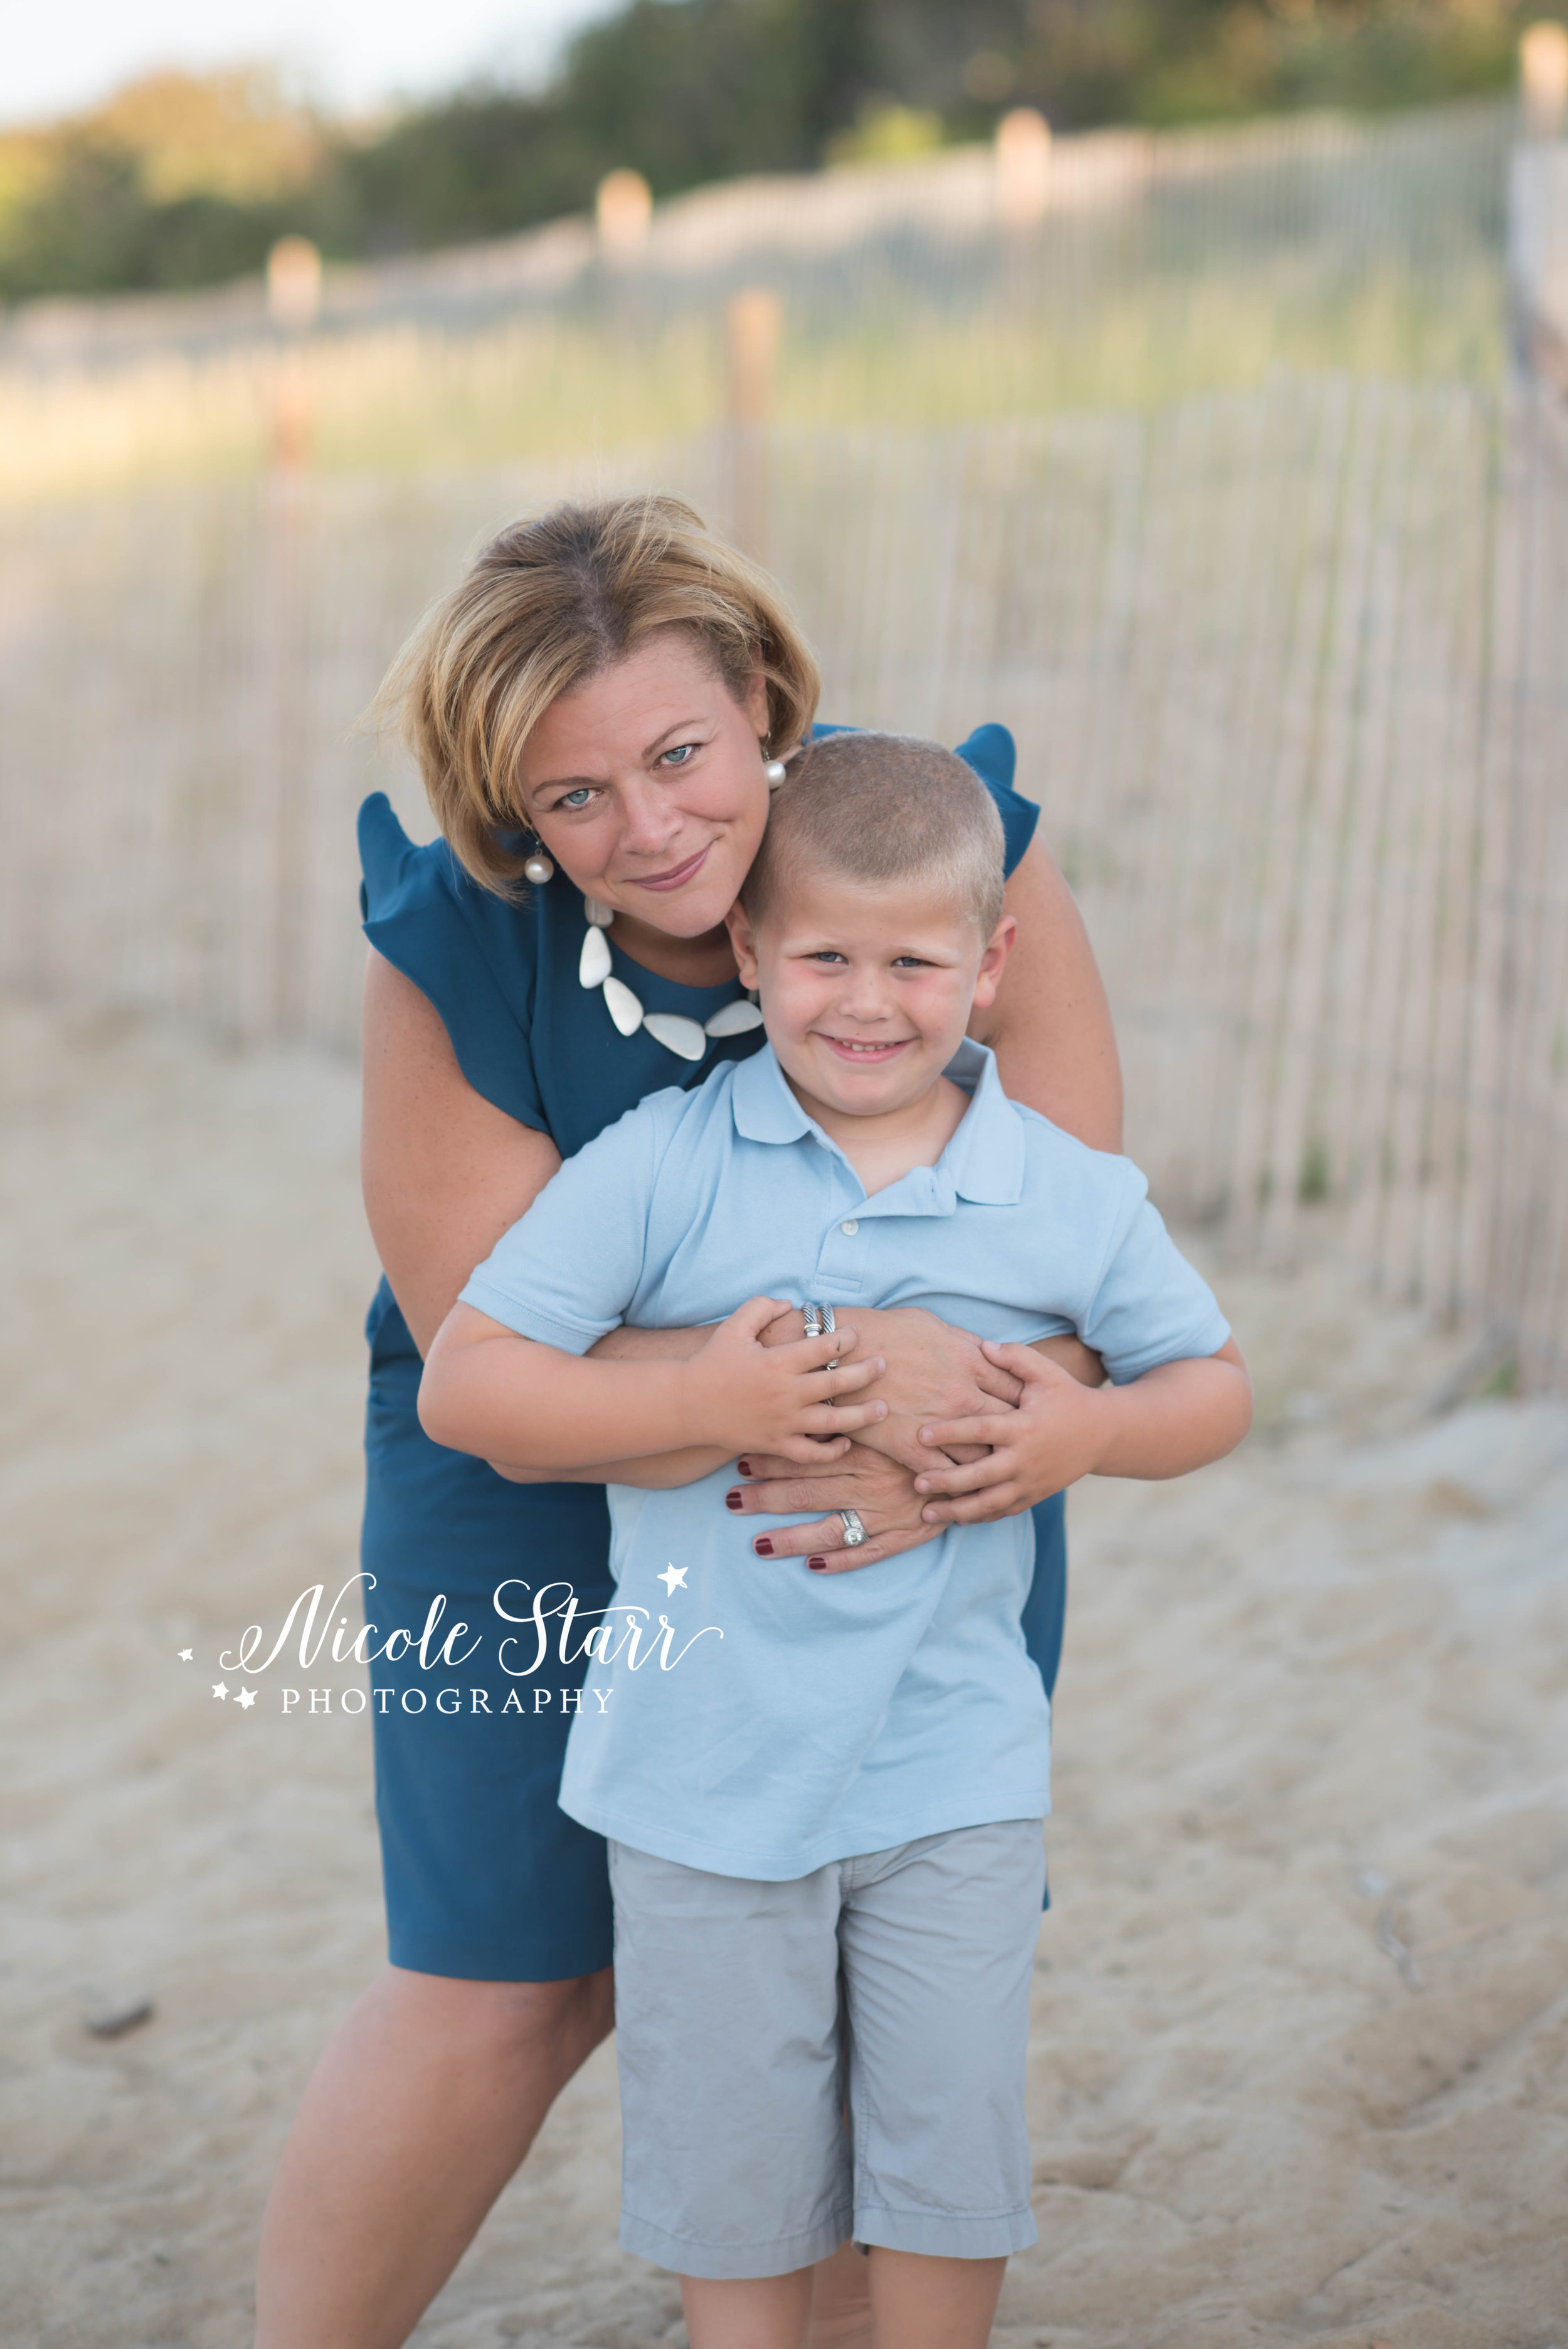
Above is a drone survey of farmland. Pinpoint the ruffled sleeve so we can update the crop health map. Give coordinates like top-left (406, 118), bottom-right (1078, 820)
top-left (358, 793), bottom-right (549, 1134)
top-left (812, 720), bottom-right (1039, 878)
top-left (950, 724), bottom-right (1039, 878)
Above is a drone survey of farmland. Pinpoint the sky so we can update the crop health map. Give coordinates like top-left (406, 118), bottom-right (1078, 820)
top-left (0, 0), bottom-right (623, 129)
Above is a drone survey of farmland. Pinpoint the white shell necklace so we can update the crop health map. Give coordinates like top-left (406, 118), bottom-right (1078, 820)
top-left (578, 897), bottom-right (764, 1063)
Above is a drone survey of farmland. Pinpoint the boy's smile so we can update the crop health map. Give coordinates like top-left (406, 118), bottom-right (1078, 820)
top-left (726, 875), bottom-right (1015, 1190)
top-left (820, 1035), bottom-right (911, 1063)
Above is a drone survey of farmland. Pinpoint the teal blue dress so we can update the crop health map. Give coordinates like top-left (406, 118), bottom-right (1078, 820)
top-left (358, 723), bottom-right (1068, 1981)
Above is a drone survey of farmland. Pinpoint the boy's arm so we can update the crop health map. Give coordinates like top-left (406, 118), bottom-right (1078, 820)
top-left (480, 1316), bottom-right (1101, 1487)
top-left (418, 1298), bottom-right (888, 1473)
top-left (1071, 1336), bottom-right (1251, 1478)
top-left (488, 1316), bottom-right (733, 1484)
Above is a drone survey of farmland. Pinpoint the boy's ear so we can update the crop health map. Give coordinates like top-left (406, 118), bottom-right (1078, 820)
top-left (970, 914), bottom-right (1017, 1012)
top-left (724, 900), bottom-right (762, 990)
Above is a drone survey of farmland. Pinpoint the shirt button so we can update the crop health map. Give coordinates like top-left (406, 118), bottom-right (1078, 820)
top-left (840, 1218), bottom-right (859, 1236)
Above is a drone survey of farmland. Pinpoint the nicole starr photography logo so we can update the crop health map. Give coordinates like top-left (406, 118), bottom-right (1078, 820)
top-left (178, 1574), bottom-right (720, 1715)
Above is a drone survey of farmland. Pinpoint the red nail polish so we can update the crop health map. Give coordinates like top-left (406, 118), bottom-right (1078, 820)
top-left (808, 1556), bottom-right (827, 1571)
top-left (737, 1459), bottom-right (753, 1478)
top-left (724, 1490), bottom-right (743, 1510)
top-left (753, 1537), bottom-right (774, 1556)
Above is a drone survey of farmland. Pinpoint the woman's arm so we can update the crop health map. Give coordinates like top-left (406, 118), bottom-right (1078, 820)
top-left (490, 1444), bottom-right (734, 1488)
top-left (971, 832), bottom-right (1123, 1153)
top-left (362, 951), bottom-right (564, 1359)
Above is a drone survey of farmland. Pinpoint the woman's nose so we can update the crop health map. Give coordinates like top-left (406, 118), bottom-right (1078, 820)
top-left (617, 781), bottom-right (681, 855)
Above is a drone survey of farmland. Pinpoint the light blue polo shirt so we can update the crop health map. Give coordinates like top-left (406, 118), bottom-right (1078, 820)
top-left (460, 1039), bottom-right (1229, 1880)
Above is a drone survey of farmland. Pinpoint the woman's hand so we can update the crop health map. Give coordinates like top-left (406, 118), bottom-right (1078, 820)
top-left (781, 1305), bottom-right (1024, 1475)
top-left (724, 1443), bottom-right (943, 1574)
top-left (682, 1300), bottom-right (887, 1465)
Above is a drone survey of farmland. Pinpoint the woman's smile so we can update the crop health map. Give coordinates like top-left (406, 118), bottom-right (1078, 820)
top-left (627, 844), bottom-right (712, 893)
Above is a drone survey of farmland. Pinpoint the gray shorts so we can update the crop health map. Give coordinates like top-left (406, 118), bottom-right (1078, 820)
top-left (607, 1819), bottom-right (1046, 2280)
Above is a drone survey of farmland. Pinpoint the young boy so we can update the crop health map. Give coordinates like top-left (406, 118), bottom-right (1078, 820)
top-left (419, 733), bottom-right (1252, 2349)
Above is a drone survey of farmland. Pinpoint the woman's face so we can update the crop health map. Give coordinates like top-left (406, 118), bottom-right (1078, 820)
top-left (518, 628), bottom-right (775, 941)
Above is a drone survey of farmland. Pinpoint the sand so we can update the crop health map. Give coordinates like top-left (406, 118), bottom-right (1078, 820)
top-left (2, 999), bottom-right (1565, 2348)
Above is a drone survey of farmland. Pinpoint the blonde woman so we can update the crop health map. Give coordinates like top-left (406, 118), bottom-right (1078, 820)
top-left (254, 495), bottom-right (1121, 2348)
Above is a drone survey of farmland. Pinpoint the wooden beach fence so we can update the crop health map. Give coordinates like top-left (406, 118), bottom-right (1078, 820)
top-left (1, 376), bottom-right (1563, 1385)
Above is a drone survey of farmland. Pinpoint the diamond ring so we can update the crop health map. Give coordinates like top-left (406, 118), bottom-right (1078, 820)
top-left (838, 1509), bottom-right (868, 1548)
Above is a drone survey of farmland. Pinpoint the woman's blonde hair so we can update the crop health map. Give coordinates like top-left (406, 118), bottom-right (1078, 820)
top-left (373, 492), bottom-right (821, 893)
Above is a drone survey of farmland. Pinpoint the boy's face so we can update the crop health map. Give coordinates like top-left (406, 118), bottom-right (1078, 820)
top-left (725, 872), bottom-right (1014, 1125)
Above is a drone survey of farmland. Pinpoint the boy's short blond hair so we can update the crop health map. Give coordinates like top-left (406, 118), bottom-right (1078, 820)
top-left (372, 492), bottom-right (820, 894)
top-left (743, 731), bottom-right (1007, 936)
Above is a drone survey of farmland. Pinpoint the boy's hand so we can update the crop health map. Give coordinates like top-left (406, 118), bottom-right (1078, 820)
top-left (911, 1345), bottom-right (1110, 1522)
top-left (913, 1337), bottom-right (1253, 1520)
top-left (680, 1297), bottom-right (887, 1464)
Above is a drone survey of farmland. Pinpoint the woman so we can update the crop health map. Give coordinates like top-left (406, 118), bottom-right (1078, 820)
top-left (254, 494), bottom-right (1121, 2348)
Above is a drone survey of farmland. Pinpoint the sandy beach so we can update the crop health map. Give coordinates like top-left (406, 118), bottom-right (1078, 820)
top-left (2, 996), bottom-right (1565, 2348)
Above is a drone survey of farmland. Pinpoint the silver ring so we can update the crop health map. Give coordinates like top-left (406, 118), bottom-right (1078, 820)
top-left (804, 1300), bottom-right (838, 1369)
top-left (838, 1509), bottom-right (867, 1548)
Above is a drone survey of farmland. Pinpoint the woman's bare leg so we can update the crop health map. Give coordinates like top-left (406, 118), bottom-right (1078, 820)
top-left (255, 1963), bottom-right (614, 2349)
top-left (805, 2241), bottom-right (872, 2347)
top-left (867, 2251), bottom-right (1007, 2348)
top-left (682, 2269), bottom-right (814, 2349)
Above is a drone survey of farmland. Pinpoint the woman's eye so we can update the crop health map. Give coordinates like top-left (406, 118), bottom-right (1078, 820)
top-left (660, 742), bottom-right (699, 766)
top-left (558, 787), bottom-right (596, 809)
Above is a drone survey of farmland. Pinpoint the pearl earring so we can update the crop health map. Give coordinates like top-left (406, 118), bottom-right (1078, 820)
top-left (522, 839), bottom-right (555, 884)
top-left (765, 760), bottom-right (787, 787)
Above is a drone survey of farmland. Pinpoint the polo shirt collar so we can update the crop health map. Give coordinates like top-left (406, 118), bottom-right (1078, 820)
top-left (729, 1037), bottom-right (1026, 1207)
top-left (730, 1042), bottom-right (817, 1143)
top-left (939, 1037), bottom-right (1027, 1205)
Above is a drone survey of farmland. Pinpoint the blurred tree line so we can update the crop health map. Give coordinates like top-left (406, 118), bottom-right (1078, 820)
top-left (0, 0), bottom-right (1552, 300)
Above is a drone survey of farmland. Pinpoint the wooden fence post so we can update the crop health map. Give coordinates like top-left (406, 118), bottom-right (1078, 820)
top-left (258, 236), bottom-right (322, 1035)
top-left (596, 169), bottom-right (653, 263)
top-left (267, 236), bottom-right (321, 469)
top-left (726, 287), bottom-right (781, 558)
top-left (1509, 31), bottom-right (1568, 390)
top-left (995, 108), bottom-right (1052, 230)
top-left (1520, 21), bottom-right (1568, 141)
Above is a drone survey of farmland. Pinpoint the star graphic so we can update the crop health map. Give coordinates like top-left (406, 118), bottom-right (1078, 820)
top-left (236, 1688), bottom-right (257, 1710)
top-left (657, 1563), bottom-right (688, 1596)
top-left (178, 1649), bottom-right (193, 1662)
top-left (211, 1682), bottom-right (228, 1700)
